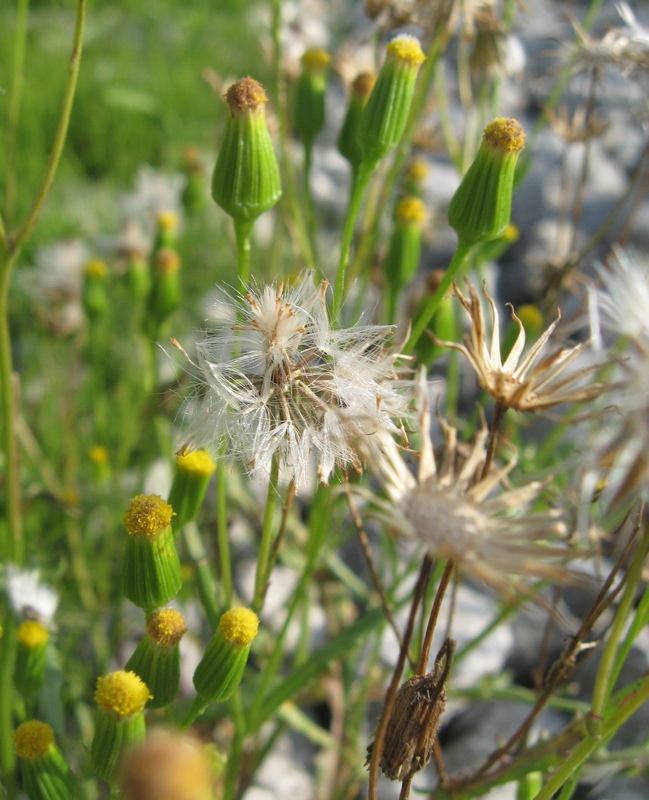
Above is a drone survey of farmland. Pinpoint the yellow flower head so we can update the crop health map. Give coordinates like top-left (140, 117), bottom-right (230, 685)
top-left (483, 117), bottom-right (525, 153)
top-left (219, 608), bottom-right (259, 646)
top-left (89, 445), bottom-right (109, 465)
top-left (301, 47), bottom-right (331, 71)
top-left (225, 77), bottom-right (268, 113)
top-left (84, 259), bottom-right (109, 279)
top-left (176, 450), bottom-right (217, 478)
top-left (17, 620), bottom-right (49, 648)
top-left (157, 210), bottom-right (178, 232)
top-left (395, 197), bottom-right (426, 225)
top-left (147, 609), bottom-right (188, 647)
top-left (95, 671), bottom-right (152, 719)
top-left (124, 495), bottom-right (174, 537)
top-left (13, 721), bottom-right (54, 760)
top-left (386, 34), bottom-right (425, 67)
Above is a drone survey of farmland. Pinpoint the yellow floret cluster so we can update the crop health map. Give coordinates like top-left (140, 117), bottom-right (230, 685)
top-left (176, 450), bottom-right (217, 477)
top-left (13, 721), bottom-right (54, 760)
top-left (483, 117), bottom-right (525, 153)
top-left (396, 197), bottom-right (426, 225)
top-left (147, 609), bottom-right (188, 647)
top-left (84, 259), bottom-right (109, 279)
top-left (387, 34), bottom-right (426, 66)
top-left (219, 607), bottom-right (259, 646)
top-left (124, 495), bottom-right (174, 537)
top-left (95, 671), bottom-right (152, 718)
top-left (301, 47), bottom-right (331, 70)
top-left (17, 620), bottom-right (50, 648)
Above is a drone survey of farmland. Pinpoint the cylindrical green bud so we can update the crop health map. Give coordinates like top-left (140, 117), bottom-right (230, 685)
top-left (337, 72), bottom-right (375, 173)
top-left (212, 78), bottom-right (282, 223)
top-left (82, 259), bottom-right (109, 322)
top-left (146, 247), bottom-right (182, 330)
top-left (403, 157), bottom-right (429, 197)
top-left (193, 608), bottom-right (259, 704)
top-left (125, 609), bottom-right (187, 709)
top-left (15, 621), bottom-right (49, 700)
top-left (448, 118), bottom-right (525, 245)
top-left (167, 450), bottom-right (217, 529)
top-left (91, 671), bottom-right (151, 784)
top-left (182, 147), bottom-right (207, 215)
top-left (293, 48), bottom-right (331, 150)
top-left (384, 197), bottom-right (426, 288)
top-left (153, 211), bottom-right (179, 251)
top-left (126, 252), bottom-right (151, 301)
top-left (122, 495), bottom-right (182, 610)
top-left (358, 35), bottom-right (425, 168)
top-left (14, 721), bottom-right (74, 800)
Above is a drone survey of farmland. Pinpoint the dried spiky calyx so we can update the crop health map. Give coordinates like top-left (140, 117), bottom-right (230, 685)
top-left (367, 639), bottom-right (455, 781)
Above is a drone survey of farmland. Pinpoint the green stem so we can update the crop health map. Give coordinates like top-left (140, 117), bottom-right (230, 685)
top-left (332, 160), bottom-right (374, 321)
top-left (252, 456), bottom-right (280, 613)
top-left (590, 524), bottom-right (649, 728)
top-left (5, 0), bottom-right (30, 229)
top-left (216, 464), bottom-right (232, 608)
top-left (223, 690), bottom-right (247, 800)
top-left (181, 695), bottom-right (207, 729)
top-left (404, 239), bottom-right (474, 354)
top-left (0, 612), bottom-right (17, 793)
top-left (535, 676), bottom-right (649, 800)
top-left (303, 142), bottom-right (318, 259)
top-left (234, 219), bottom-right (252, 287)
top-left (182, 521), bottom-right (220, 628)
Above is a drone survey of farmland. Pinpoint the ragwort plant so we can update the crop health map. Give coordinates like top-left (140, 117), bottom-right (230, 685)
top-left (2, 2), bottom-right (649, 800)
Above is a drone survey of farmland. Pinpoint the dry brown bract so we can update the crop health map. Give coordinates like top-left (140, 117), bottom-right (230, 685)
top-left (437, 281), bottom-right (608, 412)
top-left (367, 638), bottom-right (455, 782)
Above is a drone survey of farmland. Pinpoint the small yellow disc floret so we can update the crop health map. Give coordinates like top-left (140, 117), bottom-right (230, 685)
top-left (301, 47), bottom-right (331, 70)
top-left (483, 118), bottom-right (525, 153)
top-left (89, 445), bottom-right (109, 464)
top-left (95, 671), bottom-right (152, 719)
top-left (17, 620), bottom-right (49, 648)
top-left (387, 35), bottom-right (426, 67)
top-left (124, 495), bottom-right (174, 537)
top-left (176, 450), bottom-right (217, 477)
top-left (157, 210), bottom-right (178, 232)
top-left (84, 259), bottom-right (109, 279)
top-left (396, 197), bottom-right (426, 225)
top-left (219, 608), bottom-right (259, 646)
top-left (13, 721), bottom-right (54, 760)
top-left (146, 609), bottom-right (188, 647)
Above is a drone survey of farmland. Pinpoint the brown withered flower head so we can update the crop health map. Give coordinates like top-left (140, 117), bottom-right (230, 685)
top-left (354, 369), bottom-right (585, 598)
top-left (437, 281), bottom-right (608, 412)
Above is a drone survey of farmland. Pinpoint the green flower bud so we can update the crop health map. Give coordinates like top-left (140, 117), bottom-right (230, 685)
top-left (126, 252), bottom-right (150, 301)
top-left (193, 608), bottom-right (259, 705)
top-left (293, 48), bottom-right (331, 150)
top-left (15, 621), bottom-right (49, 700)
top-left (182, 147), bottom-right (207, 215)
top-left (82, 259), bottom-right (109, 322)
top-left (153, 211), bottom-right (179, 251)
top-left (358, 35), bottom-right (425, 168)
top-left (125, 609), bottom-right (188, 709)
top-left (14, 721), bottom-right (74, 800)
top-left (448, 117), bottom-right (525, 245)
top-left (122, 495), bottom-right (182, 610)
top-left (384, 197), bottom-right (426, 289)
top-left (91, 671), bottom-right (151, 784)
top-left (167, 450), bottom-right (217, 529)
top-left (212, 78), bottom-right (282, 223)
top-left (403, 157), bottom-right (429, 197)
top-left (337, 72), bottom-right (375, 174)
top-left (145, 247), bottom-right (182, 331)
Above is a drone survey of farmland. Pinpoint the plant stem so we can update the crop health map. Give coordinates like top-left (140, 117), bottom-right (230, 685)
top-left (216, 464), bottom-right (232, 608)
top-left (332, 159), bottom-right (374, 321)
top-left (252, 456), bottom-right (280, 613)
top-left (403, 240), bottom-right (474, 355)
top-left (5, 0), bottom-right (30, 229)
top-left (590, 523), bottom-right (649, 729)
top-left (234, 219), bottom-right (253, 287)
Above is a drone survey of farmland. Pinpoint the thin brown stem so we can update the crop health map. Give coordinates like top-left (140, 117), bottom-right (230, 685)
top-left (344, 480), bottom-right (413, 667)
top-left (417, 561), bottom-right (455, 675)
top-left (481, 401), bottom-right (506, 480)
top-left (368, 556), bottom-right (433, 800)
